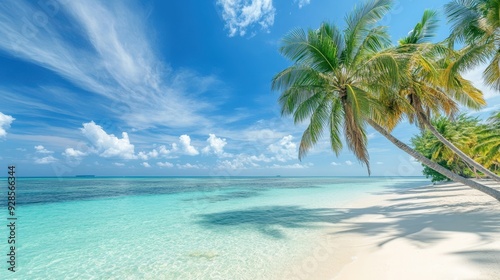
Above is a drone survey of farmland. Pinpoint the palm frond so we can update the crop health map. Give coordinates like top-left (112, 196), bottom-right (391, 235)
top-left (443, 42), bottom-right (494, 87)
top-left (329, 98), bottom-right (344, 156)
top-left (344, 85), bottom-right (371, 173)
top-left (344, 0), bottom-right (393, 63)
top-left (298, 95), bottom-right (331, 160)
top-left (399, 9), bottom-right (440, 45)
top-left (357, 50), bottom-right (400, 86)
top-left (352, 26), bottom-right (392, 66)
top-left (293, 91), bottom-right (327, 124)
top-left (483, 53), bottom-right (500, 90)
top-left (279, 28), bottom-right (309, 62)
top-left (446, 0), bottom-right (485, 43)
top-left (272, 65), bottom-right (329, 91)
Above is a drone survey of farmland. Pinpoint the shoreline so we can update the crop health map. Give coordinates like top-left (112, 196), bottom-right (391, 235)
top-left (287, 180), bottom-right (500, 280)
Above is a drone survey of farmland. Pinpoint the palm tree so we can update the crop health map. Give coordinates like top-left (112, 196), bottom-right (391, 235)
top-left (475, 111), bottom-right (500, 169)
top-left (445, 0), bottom-right (500, 90)
top-left (368, 120), bottom-right (500, 199)
top-left (272, 0), bottom-right (500, 200)
top-left (412, 114), bottom-right (488, 179)
top-left (394, 10), bottom-right (500, 182)
top-left (272, 0), bottom-right (397, 174)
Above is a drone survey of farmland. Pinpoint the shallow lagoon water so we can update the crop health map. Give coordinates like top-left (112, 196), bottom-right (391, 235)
top-left (0, 177), bottom-right (429, 279)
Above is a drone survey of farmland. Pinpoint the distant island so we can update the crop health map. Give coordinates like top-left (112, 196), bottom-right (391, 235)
top-left (75, 175), bottom-right (96, 178)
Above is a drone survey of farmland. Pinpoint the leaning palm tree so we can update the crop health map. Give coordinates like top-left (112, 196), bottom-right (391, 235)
top-left (445, 0), bottom-right (500, 90)
top-left (272, 0), bottom-right (500, 200)
top-left (272, 0), bottom-right (398, 174)
top-left (395, 10), bottom-right (500, 182)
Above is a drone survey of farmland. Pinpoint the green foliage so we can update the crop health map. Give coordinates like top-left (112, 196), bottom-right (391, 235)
top-left (412, 113), bottom-right (500, 181)
top-left (446, 0), bottom-right (500, 90)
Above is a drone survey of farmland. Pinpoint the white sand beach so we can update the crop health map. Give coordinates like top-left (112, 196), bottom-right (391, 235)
top-left (290, 180), bottom-right (500, 280)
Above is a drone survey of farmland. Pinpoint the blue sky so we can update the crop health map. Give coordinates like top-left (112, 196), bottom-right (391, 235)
top-left (0, 0), bottom-right (499, 177)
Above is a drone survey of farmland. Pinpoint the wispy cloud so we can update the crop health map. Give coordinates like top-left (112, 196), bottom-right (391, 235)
top-left (34, 156), bottom-right (58, 164)
top-left (216, 0), bottom-right (275, 37)
top-left (0, 0), bottom-right (218, 129)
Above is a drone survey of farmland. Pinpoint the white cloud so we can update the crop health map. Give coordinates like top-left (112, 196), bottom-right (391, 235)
top-left (138, 149), bottom-right (160, 160)
top-left (217, 153), bottom-right (261, 170)
top-left (331, 161), bottom-right (340, 166)
top-left (249, 154), bottom-right (273, 162)
top-left (217, 159), bottom-right (248, 170)
top-left (16, 148), bottom-right (26, 152)
top-left (216, 0), bottom-right (275, 37)
top-left (270, 163), bottom-right (311, 169)
top-left (268, 135), bottom-right (297, 162)
top-left (0, 112), bottom-right (14, 137)
top-left (176, 163), bottom-right (203, 169)
top-left (345, 160), bottom-right (354, 166)
top-left (113, 162), bottom-right (125, 167)
top-left (35, 145), bottom-right (53, 154)
top-left (157, 161), bottom-right (174, 168)
top-left (0, 1), bottom-right (217, 129)
top-left (376, 161), bottom-right (384, 165)
top-left (214, 135), bottom-right (299, 170)
top-left (35, 156), bottom-right (57, 164)
top-left (295, 0), bottom-right (311, 8)
top-left (81, 121), bottom-right (136, 159)
top-left (63, 148), bottom-right (86, 158)
top-left (202, 134), bottom-right (230, 157)
top-left (159, 144), bottom-right (178, 156)
top-left (215, 152), bottom-right (282, 170)
top-left (179, 135), bottom-right (199, 156)
top-left (141, 162), bottom-right (151, 168)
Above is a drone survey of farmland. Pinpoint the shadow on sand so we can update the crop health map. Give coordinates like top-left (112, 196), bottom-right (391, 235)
top-left (197, 183), bottom-right (500, 267)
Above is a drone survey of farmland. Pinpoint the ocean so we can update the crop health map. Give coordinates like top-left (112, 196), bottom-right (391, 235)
top-left (0, 176), bottom-right (429, 279)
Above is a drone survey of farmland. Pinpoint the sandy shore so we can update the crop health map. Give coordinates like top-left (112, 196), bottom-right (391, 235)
top-left (288, 180), bottom-right (500, 280)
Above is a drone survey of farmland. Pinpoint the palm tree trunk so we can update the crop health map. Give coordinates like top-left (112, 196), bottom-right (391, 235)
top-left (420, 114), bottom-right (500, 182)
top-left (368, 119), bottom-right (500, 201)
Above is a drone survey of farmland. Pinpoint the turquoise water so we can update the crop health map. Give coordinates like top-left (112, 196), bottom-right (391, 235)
top-left (0, 177), bottom-right (429, 279)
